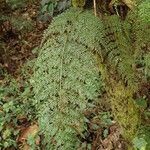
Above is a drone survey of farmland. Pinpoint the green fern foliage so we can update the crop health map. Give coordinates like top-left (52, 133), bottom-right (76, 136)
top-left (97, 0), bottom-right (150, 143)
top-left (135, 0), bottom-right (150, 81)
top-left (31, 8), bottom-right (103, 149)
top-left (100, 15), bottom-right (137, 89)
top-left (99, 0), bottom-right (150, 88)
top-left (31, 0), bottom-right (150, 148)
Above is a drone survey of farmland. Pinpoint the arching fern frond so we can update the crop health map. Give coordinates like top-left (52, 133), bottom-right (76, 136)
top-left (99, 15), bottom-right (137, 90)
top-left (31, 8), bottom-right (103, 150)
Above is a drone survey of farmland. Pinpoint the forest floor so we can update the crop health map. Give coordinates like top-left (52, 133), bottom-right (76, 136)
top-left (0, 2), bottom-right (48, 78)
top-left (0, 2), bottom-right (128, 150)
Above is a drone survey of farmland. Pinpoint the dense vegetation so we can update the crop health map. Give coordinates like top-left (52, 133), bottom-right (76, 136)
top-left (0, 0), bottom-right (150, 149)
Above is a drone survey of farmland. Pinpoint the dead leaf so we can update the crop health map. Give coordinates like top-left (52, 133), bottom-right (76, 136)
top-left (18, 124), bottom-right (40, 150)
top-left (109, 0), bottom-right (136, 11)
top-left (18, 124), bottom-right (39, 142)
top-left (122, 0), bottom-right (136, 10)
top-left (21, 144), bottom-right (30, 150)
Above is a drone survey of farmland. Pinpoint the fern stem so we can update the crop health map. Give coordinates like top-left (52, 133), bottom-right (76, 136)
top-left (59, 34), bottom-right (68, 103)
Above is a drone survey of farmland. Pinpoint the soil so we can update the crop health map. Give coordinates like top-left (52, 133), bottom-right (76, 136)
top-left (0, 2), bottom-right (48, 78)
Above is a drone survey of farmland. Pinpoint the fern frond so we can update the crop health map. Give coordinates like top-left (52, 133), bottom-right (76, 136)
top-left (31, 8), bottom-right (103, 149)
top-left (99, 15), bottom-right (137, 90)
top-left (128, 0), bottom-right (150, 59)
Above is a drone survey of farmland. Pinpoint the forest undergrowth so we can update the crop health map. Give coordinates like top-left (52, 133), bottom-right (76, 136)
top-left (0, 0), bottom-right (150, 150)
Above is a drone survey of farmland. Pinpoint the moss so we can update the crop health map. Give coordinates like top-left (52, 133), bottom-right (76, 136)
top-left (97, 55), bottom-right (140, 143)
top-left (110, 81), bottom-right (140, 140)
top-left (72, 0), bottom-right (86, 8)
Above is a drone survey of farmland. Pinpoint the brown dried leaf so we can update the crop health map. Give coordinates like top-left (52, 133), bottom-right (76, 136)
top-left (109, 0), bottom-right (136, 11)
top-left (18, 124), bottom-right (39, 142)
top-left (122, 0), bottom-right (136, 10)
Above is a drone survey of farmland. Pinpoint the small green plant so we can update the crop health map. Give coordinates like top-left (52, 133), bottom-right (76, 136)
top-left (6, 0), bottom-right (28, 9)
top-left (27, 134), bottom-right (39, 150)
top-left (0, 66), bottom-right (36, 149)
top-left (38, 0), bottom-right (71, 21)
top-left (132, 125), bottom-right (150, 150)
top-left (136, 97), bottom-right (147, 110)
top-left (133, 137), bottom-right (147, 150)
top-left (39, 0), bottom-right (58, 20)
top-left (98, 112), bottom-right (113, 126)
